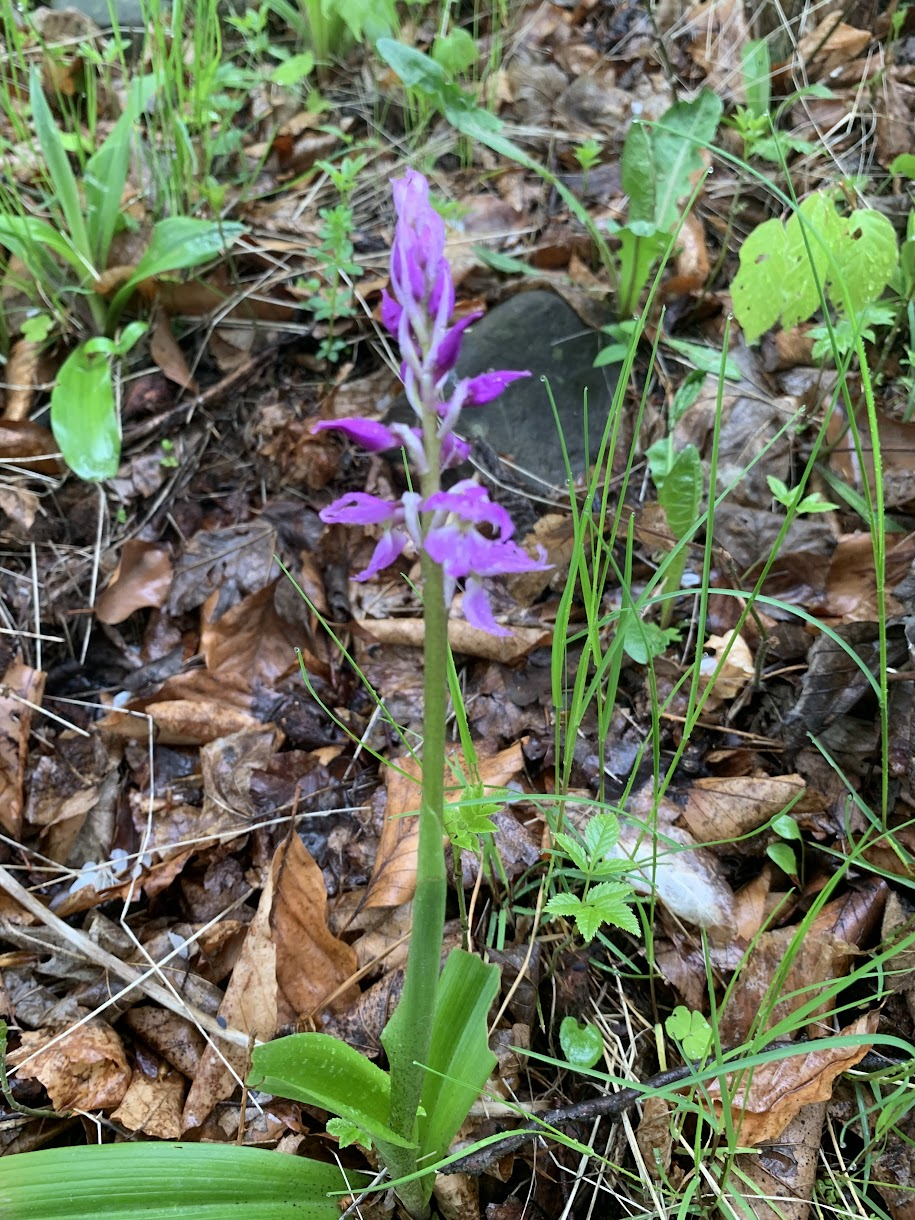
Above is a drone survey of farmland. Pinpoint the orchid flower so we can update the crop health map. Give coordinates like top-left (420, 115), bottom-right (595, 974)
top-left (315, 168), bottom-right (548, 635)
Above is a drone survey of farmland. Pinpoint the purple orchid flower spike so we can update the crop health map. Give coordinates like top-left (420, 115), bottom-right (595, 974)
top-left (313, 168), bottom-right (549, 636)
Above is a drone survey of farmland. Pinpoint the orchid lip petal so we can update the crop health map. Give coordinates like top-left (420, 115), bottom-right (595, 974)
top-left (312, 418), bottom-right (398, 452)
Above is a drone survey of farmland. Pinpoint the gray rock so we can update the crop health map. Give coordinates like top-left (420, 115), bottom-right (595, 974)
top-left (386, 289), bottom-right (620, 497)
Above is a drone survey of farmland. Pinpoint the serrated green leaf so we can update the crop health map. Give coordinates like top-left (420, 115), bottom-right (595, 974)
top-left (551, 832), bottom-right (589, 874)
top-left (588, 881), bottom-right (640, 934)
top-left (0, 1142), bottom-right (366, 1220)
top-left (584, 812), bottom-right (620, 860)
top-left (326, 1117), bottom-right (372, 1150)
top-left (559, 1017), bottom-right (604, 1069)
top-left (621, 614), bottom-right (679, 665)
top-left (545, 893), bottom-right (585, 919)
top-left (615, 221), bottom-right (669, 314)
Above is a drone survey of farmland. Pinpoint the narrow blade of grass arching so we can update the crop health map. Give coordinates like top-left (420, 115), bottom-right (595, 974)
top-left (28, 66), bottom-right (93, 286)
top-left (0, 1141), bottom-right (370, 1220)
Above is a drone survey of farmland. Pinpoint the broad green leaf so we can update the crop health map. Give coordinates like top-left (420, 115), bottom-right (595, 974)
top-left (29, 65), bottom-right (91, 267)
top-left (771, 813), bottom-right (802, 840)
top-left (584, 812), bottom-right (620, 860)
top-left (620, 120), bottom-right (655, 225)
top-left (741, 39), bottom-right (771, 118)
top-left (418, 948), bottom-right (500, 1163)
top-left (51, 343), bottom-right (121, 480)
top-left (270, 52), bottom-right (316, 85)
top-left (248, 1032), bottom-right (416, 1149)
top-left (730, 216), bottom-right (790, 343)
top-left (473, 247), bottom-right (543, 276)
top-left (85, 75), bottom-right (157, 268)
top-left (0, 1142), bottom-right (366, 1220)
top-left (767, 841), bottom-right (798, 877)
top-left (889, 153), bottom-right (915, 179)
top-left (651, 90), bottom-right (723, 234)
top-left (830, 208), bottom-right (899, 314)
top-left (376, 37), bottom-right (449, 95)
top-left (108, 219), bottom-right (246, 323)
top-left (126, 217), bottom-right (247, 290)
top-left (670, 369), bottom-right (705, 426)
top-left (560, 1016), bottom-right (604, 1069)
top-left (621, 614), bottom-right (679, 665)
top-left (432, 28), bottom-right (477, 77)
top-left (658, 443), bottom-right (702, 541)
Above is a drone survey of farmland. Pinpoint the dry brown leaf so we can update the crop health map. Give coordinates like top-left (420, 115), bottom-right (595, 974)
top-left (728, 1103), bottom-right (825, 1220)
top-left (110, 1059), bottom-right (185, 1137)
top-left (270, 831), bottom-right (359, 1023)
top-left (636, 1095), bottom-right (672, 1179)
top-left (201, 584), bottom-right (308, 687)
top-left (507, 513), bottom-right (576, 603)
top-left (707, 1013), bottom-right (877, 1146)
top-left (0, 657), bottom-right (45, 837)
top-left (356, 616), bottom-right (550, 664)
top-left (0, 486), bottom-right (39, 533)
top-left (95, 540), bottom-right (173, 624)
top-left (11, 1020), bottom-right (132, 1111)
top-left (698, 631), bottom-right (754, 709)
top-left (666, 210), bottom-right (711, 295)
top-left (364, 741), bottom-right (526, 910)
top-left (718, 926), bottom-right (858, 1045)
top-left (122, 1006), bottom-right (206, 1079)
top-left (796, 20), bottom-right (871, 77)
top-left (681, 774), bottom-right (810, 843)
top-left (822, 531), bottom-right (915, 620)
top-left (685, 0), bottom-right (750, 99)
top-left (182, 869), bottom-right (278, 1130)
top-left (149, 313), bottom-right (198, 391)
top-left (0, 419), bottom-right (62, 476)
top-left (98, 695), bottom-right (262, 745)
top-left (828, 403), bottom-right (915, 508)
top-left (3, 338), bottom-right (41, 422)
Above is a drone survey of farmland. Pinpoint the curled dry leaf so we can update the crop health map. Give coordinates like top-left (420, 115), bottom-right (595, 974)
top-left (3, 337), bottom-right (41, 422)
top-left (94, 540), bottom-right (173, 624)
top-left (356, 615), bottom-right (551, 664)
top-left (149, 312), bottom-right (198, 392)
top-left (0, 419), bottom-right (62, 476)
top-left (363, 741), bottom-right (526, 910)
top-left (0, 656), bottom-right (46, 838)
top-left (10, 1019), bottom-right (132, 1112)
top-left (110, 1058), bottom-right (185, 1138)
top-left (698, 631), bottom-right (754, 709)
top-left (795, 20), bottom-right (871, 76)
top-left (706, 1013), bottom-right (877, 1146)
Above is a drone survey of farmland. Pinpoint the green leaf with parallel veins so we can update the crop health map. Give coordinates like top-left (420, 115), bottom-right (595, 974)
top-left (51, 342), bottom-right (120, 481)
top-left (249, 1032), bottom-right (416, 1150)
top-left (0, 1142), bottom-right (367, 1220)
top-left (651, 90), bottom-right (723, 234)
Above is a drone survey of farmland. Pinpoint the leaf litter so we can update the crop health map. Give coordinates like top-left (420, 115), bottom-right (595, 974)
top-left (2, 2), bottom-right (915, 1217)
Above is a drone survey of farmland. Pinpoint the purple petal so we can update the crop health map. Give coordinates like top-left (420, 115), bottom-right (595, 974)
top-left (424, 480), bottom-right (514, 538)
top-left (440, 432), bottom-right (471, 469)
top-left (463, 369), bottom-right (531, 406)
top-left (473, 540), bottom-right (552, 578)
top-left (433, 313), bottom-right (481, 379)
top-left (380, 290), bottom-right (403, 335)
top-left (462, 578), bottom-right (510, 637)
top-left (312, 418), bottom-right (397, 452)
top-left (353, 529), bottom-right (408, 581)
top-left (320, 492), bottom-right (401, 527)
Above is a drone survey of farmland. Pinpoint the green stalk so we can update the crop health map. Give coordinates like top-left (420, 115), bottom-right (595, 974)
top-left (379, 380), bottom-right (448, 1217)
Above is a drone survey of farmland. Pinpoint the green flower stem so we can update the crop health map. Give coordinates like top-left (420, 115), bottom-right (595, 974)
top-left (379, 392), bottom-right (448, 1217)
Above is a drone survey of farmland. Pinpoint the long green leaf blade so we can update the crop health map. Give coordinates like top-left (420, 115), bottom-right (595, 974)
top-left (0, 1142), bottom-right (367, 1220)
top-left (50, 342), bottom-right (121, 480)
top-left (29, 65), bottom-right (92, 270)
